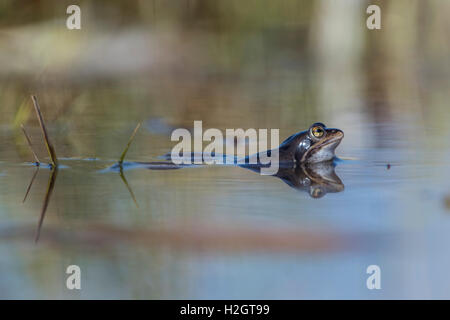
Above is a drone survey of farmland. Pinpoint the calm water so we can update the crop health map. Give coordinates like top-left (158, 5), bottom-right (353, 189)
top-left (1, 0), bottom-right (450, 299)
top-left (0, 108), bottom-right (449, 299)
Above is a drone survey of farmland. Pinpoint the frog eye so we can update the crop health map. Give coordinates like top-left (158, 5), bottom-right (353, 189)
top-left (311, 126), bottom-right (325, 138)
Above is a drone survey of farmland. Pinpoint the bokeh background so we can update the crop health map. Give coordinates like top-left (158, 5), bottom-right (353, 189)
top-left (0, 0), bottom-right (449, 299)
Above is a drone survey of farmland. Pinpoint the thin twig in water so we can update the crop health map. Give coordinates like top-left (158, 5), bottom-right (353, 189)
top-left (118, 123), bottom-right (141, 165)
top-left (31, 95), bottom-right (58, 167)
top-left (20, 124), bottom-right (40, 164)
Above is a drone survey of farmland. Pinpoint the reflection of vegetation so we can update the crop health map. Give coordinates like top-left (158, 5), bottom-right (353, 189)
top-left (34, 167), bottom-right (58, 242)
top-left (23, 166), bottom-right (39, 203)
top-left (21, 164), bottom-right (58, 243)
top-left (119, 168), bottom-right (139, 208)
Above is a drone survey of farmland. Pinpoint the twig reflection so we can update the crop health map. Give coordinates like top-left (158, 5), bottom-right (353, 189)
top-left (23, 166), bottom-right (39, 203)
top-left (34, 168), bottom-right (58, 243)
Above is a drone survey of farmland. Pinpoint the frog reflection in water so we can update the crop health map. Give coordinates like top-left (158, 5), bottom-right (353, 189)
top-left (245, 161), bottom-right (344, 198)
top-left (115, 123), bottom-right (345, 198)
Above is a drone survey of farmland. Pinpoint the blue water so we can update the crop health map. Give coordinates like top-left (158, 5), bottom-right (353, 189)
top-left (0, 116), bottom-right (449, 299)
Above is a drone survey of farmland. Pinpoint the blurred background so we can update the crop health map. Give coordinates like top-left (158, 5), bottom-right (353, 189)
top-left (0, 0), bottom-right (450, 299)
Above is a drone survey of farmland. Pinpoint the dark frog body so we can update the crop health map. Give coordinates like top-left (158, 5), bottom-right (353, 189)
top-left (279, 122), bottom-right (344, 163)
top-left (241, 122), bottom-right (345, 198)
top-left (243, 122), bottom-right (344, 167)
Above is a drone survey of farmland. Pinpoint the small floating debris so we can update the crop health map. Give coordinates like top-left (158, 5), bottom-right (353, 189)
top-left (387, 163), bottom-right (391, 170)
